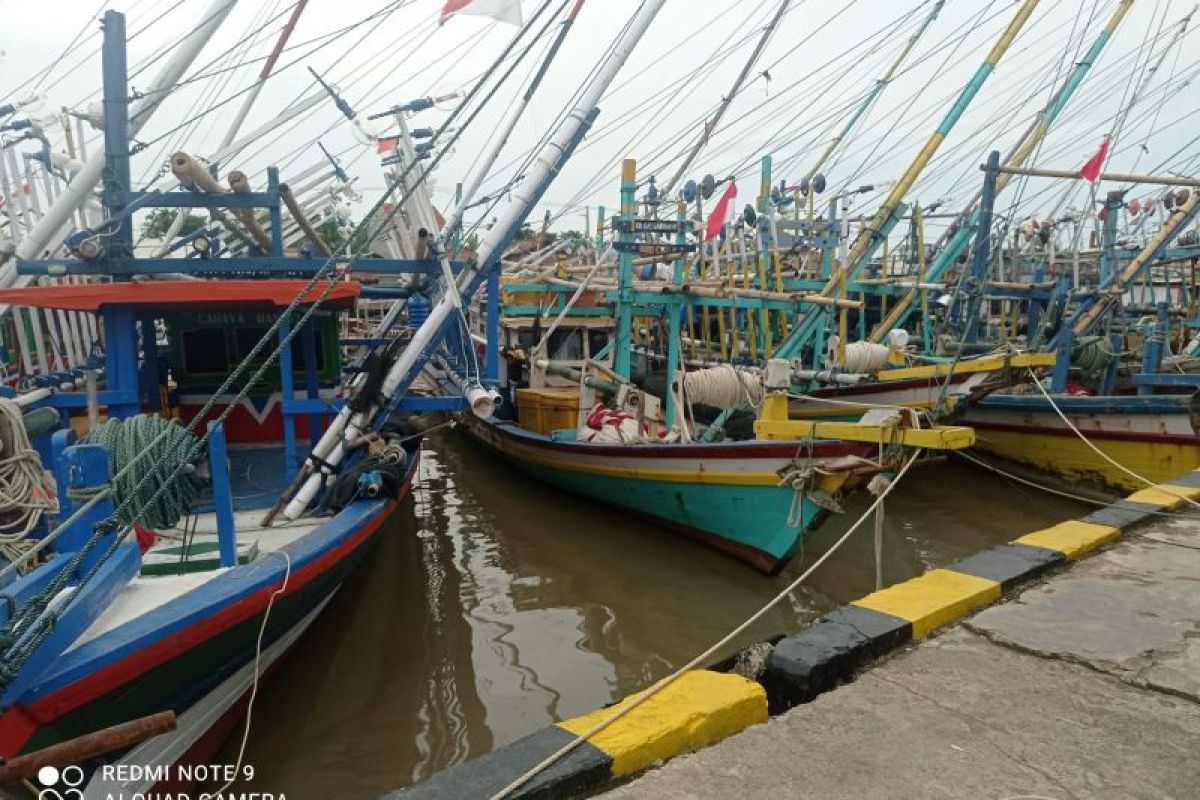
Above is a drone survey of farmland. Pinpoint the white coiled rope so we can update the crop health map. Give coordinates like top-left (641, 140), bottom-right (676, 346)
top-left (683, 364), bottom-right (764, 409)
top-left (0, 398), bottom-right (58, 558)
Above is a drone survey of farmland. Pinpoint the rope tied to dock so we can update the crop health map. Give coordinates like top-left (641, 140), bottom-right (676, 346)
top-left (489, 448), bottom-right (925, 800)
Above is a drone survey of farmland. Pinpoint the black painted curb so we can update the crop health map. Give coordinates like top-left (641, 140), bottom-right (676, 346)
top-left (383, 726), bottom-right (612, 800)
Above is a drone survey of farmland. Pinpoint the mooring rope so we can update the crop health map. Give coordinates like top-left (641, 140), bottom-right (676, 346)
top-left (490, 447), bottom-right (924, 800)
top-left (1024, 366), bottom-right (1200, 510)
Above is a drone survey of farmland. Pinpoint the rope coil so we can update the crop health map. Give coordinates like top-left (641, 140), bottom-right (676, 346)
top-left (81, 415), bottom-right (203, 530)
top-left (0, 398), bottom-right (58, 560)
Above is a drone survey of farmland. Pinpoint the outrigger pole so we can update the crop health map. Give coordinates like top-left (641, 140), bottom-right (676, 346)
top-left (274, 0), bottom-right (671, 521)
top-left (661, 0), bottom-right (792, 198)
top-left (777, 0), bottom-right (1042, 358)
top-left (802, 0), bottom-right (946, 185)
top-left (866, 0), bottom-right (1136, 342)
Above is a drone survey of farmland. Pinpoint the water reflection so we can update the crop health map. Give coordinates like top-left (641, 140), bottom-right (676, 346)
top-left (230, 433), bottom-right (1085, 797)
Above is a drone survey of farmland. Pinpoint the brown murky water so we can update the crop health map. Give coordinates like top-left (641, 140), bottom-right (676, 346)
top-left (227, 432), bottom-right (1086, 797)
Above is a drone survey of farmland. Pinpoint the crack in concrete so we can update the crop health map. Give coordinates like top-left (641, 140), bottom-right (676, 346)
top-left (962, 620), bottom-right (1200, 705)
top-left (869, 649), bottom-right (1080, 800)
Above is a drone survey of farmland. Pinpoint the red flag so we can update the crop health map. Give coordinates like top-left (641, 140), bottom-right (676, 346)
top-left (440, 0), bottom-right (523, 25)
top-left (376, 136), bottom-right (399, 154)
top-left (704, 181), bottom-right (737, 242)
top-left (1080, 136), bottom-right (1110, 183)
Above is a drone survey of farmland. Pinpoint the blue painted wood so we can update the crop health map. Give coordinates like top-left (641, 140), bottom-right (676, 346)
top-left (57, 445), bottom-right (115, 572)
top-left (0, 555), bottom-right (75, 625)
top-left (486, 265), bottom-right (501, 387)
top-left (206, 422), bottom-right (238, 568)
top-left (977, 393), bottom-right (1193, 414)
top-left (278, 315), bottom-right (298, 476)
top-left (2, 540), bottom-right (141, 706)
top-left (302, 319), bottom-right (322, 446)
top-left (24, 490), bottom-right (398, 698)
top-left (18, 257), bottom-right (467, 277)
top-left (394, 396), bottom-right (469, 412)
top-left (267, 167), bottom-right (284, 257)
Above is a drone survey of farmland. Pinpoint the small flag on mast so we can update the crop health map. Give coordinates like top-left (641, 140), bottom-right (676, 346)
top-left (1080, 135), bottom-right (1111, 183)
top-left (704, 182), bottom-right (737, 242)
top-left (440, 0), bottom-right (523, 25)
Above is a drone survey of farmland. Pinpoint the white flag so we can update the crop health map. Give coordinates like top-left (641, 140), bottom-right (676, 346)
top-left (440, 0), bottom-right (523, 25)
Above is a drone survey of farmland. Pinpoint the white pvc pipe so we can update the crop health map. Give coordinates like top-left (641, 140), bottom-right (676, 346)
top-left (282, 0), bottom-right (669, 520)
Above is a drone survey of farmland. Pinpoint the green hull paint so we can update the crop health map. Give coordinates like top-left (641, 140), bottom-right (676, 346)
top-left (524, 461), bottom-right (824, 563)
top-left (468, 426), bottom-right (828, 568)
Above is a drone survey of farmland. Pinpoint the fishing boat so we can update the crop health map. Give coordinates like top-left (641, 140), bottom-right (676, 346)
top-left (0, 278), bottom-right (421, 788)
top-left (454, 153), bottom-right (975, 573)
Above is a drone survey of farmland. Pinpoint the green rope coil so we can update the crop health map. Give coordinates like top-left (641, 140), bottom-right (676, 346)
top-left (81, 415), bottom-right (204, 530)
top-left (1071, 335), bottom-right (1118, 379)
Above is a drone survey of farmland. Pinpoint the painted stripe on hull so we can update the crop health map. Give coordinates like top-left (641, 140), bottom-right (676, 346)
top-left (84, 595), bottom-right (332, 796)
top-left (0, 456), bottom-right (417, 757)
top-left (790, 372), bottom-right (984, 420)
top-left (968, 425), bottom-right (1200, 491)
top-left (466, 418), bottom-right (849, 571)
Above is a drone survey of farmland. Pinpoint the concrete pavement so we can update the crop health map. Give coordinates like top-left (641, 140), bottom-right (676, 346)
top-left (601, 516), bottom-right (1200, 800)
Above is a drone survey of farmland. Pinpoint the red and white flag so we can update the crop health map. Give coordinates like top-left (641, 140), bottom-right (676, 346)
top-left (440, 0), bottom-right (523, 25)
top-left (1080, 135), bottom-right (1110, 183)
top-left (704, 181), bottom-right (737, 242)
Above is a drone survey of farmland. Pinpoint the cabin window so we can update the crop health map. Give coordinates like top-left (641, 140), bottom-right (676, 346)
top-left (548, 329), bottom-right (583, 361)
top-left (234, 326), bottom-right (271, 364)
top-left (587, 330), bottom-right (609, 358)
top-left (181, 328), bottom-right (229, 374)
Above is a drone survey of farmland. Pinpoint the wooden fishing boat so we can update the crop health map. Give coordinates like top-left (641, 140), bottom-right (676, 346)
top-left (787, 351), bottom-right (1058, 421)
top-left (960, 392), bottom-right (1200, 492)
top-left (463, 412), bottom-right (880, 573)
top-left (0, 281), bottom-right (420, 788)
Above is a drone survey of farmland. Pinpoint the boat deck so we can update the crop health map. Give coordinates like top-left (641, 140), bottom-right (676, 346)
top-left (72, 444), bottom-right (323, 648)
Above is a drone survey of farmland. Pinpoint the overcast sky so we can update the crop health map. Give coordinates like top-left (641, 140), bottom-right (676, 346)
top-left (2, 0), bottom-right (1198, 239)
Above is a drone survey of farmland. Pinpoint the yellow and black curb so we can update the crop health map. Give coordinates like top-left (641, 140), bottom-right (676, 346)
top-left (763, 468), bottom-right (1200, 712)
top-left (390, 671), bottom-right (767, 799)
top-left (390, 470), bottom-right (1200, 799)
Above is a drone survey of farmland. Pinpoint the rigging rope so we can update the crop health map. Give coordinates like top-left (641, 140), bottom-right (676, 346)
top-left (490, 448), bottom-right (925, 800)
top-left (683, 364), bottom-right (764, 409)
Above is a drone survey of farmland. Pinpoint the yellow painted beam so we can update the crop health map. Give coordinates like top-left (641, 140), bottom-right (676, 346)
top-left (875, 351), bottom-right (1055, 383)
top-left (755, 418), bottom-right (975, 450)
top-left (852, 569), bottom-right (1000, 639)
top-left (557, 670), bottom-right (767, 777)
top-left (1015, 520), bottom-right (1120, 560)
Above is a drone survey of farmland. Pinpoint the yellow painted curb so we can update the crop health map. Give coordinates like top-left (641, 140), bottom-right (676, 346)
top-left (556, 670), bottom-right (767, 777)
top-left (852, 568), bottom-right (1001, 639)
top-left (1126, 483), bottom-right (1200, 510)
top-left (1015, 520), bottom-right (1120, 560)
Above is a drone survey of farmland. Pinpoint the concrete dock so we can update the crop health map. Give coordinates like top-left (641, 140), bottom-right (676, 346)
top-left (602, 515), bottom-right (1200, 799)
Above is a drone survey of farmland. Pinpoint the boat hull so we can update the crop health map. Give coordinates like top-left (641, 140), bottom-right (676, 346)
top-left (463, 416), bottom-right (876, 573)
top-left (961, 393), bottom-right (1200, 491)
top-left (0, 453), bottom-right (417, 775)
